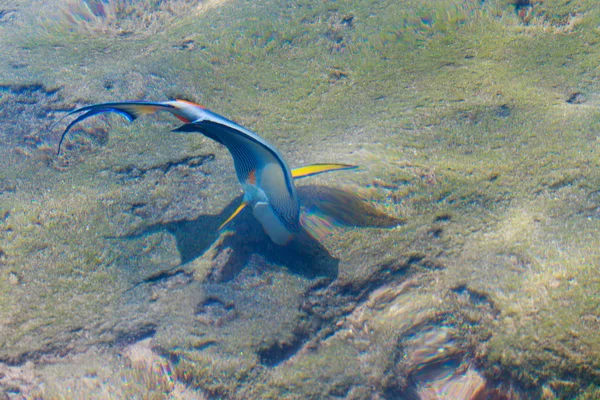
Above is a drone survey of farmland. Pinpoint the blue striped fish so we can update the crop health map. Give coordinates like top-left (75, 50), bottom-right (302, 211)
top-left (53, 100), bottom-right (357, 245)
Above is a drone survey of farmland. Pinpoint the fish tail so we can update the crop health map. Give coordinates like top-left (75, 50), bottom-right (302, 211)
top-left (55, 101), bottom-right (176, 154)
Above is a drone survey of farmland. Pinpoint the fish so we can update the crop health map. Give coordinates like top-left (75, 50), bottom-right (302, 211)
top-left (53, 100), bottom-right (357, 245)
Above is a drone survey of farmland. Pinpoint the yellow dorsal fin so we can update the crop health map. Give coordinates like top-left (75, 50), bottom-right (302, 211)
top-left (218, 202), bottom-right (248, 230)
top-left (291, 163), bottom-right (358, 179)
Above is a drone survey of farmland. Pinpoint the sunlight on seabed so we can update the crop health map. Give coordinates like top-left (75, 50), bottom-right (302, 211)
top-left (38, 0), bottom-right (229, 36)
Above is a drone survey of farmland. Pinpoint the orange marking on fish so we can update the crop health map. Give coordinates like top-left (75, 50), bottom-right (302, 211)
top-left (125, 104), bottom-right (162, 116)
top-left (136, 105), bottom-right (160, 113)
top-left (175, 115), bottom-right (191, 123)
top-left (247, 169), bottom-right (256, 185)
top-left (176, 99), bottom-right (206, 109)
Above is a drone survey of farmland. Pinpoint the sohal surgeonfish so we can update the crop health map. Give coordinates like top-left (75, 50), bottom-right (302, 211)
top-left (53, 100), bottom-right (357, 245)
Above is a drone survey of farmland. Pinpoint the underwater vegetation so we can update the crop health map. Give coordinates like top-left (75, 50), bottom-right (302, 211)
top-left (2, 0), bottom-right (600, 398)
top-left (40, 0), bottom-right (215, 37)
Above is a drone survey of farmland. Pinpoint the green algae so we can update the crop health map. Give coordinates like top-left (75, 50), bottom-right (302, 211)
top-left (2, 0), bottom-right (600, 397)
top-left (263, 338), bottom-right (363, 399)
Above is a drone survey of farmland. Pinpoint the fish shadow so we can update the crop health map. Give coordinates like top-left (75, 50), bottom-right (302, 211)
top-left (162, 204), bottom-right (339, 280)
top-left (125, 184), bottom-right (403, 282)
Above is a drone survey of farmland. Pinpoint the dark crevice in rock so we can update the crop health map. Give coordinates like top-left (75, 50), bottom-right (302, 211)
top-left (451, 285), bottom-right (499, 316)
top-left (114, 324), bottom-right (157, 346)
top-left (140, 268), bottom-right (189, 285)
top-left (428, 226), bottom-right (443, 238)
top-left (257, 333), bottom-right (304, 367)
top-left (495, 104), bottom-right (511, 118)
top-left (1, 347), bottom-right (62, 367)
top-left (0, 83), bottom-right (63, 119)
top-left (129, 202), bottom-right (145, 213)
top-left (191, 340), bottom-right (218, 351)
top-left (0, 83), bottom-right (60, 96)
top-left (0, 180), bottom-right (16, 195)
top-left (196, 297), bottom-right (233, 312)
top-left (451, 285), bottom-right (488, 304)
top-left (566, 92), bottom-right (586, 104)
top-left (262, 255), bottom-right (444, 367)
top-left (0, 322), bottom-right (158, 366)
top-left (547, 176), bottom-right (578, 191)
top-left (406, 253), bottom-right (425, 265)
top-left (338, 254), bottom-right (438, 299)
top-left (433, 213), bottom-right (451, 222)
top-left (0, 9), bottom-right (17, 23)
top-left (195, 296), bottom-right (236, 327)
top-left (512, 0), bottom-right (531, 11)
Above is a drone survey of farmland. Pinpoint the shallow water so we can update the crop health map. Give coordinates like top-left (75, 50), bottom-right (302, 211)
top-left (1, 0), bottom-right (600, 398)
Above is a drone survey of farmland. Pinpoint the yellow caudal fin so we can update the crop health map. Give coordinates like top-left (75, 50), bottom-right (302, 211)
top-left (291, 163), bottom-right (358, 179)
top-left (218, 202), bottom-right (248, 230)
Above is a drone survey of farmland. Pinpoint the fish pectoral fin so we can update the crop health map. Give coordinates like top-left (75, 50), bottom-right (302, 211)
top-left (218, 202), bottom-right (249, 230)
top-left (291, 163), bottom-right (358, 179)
